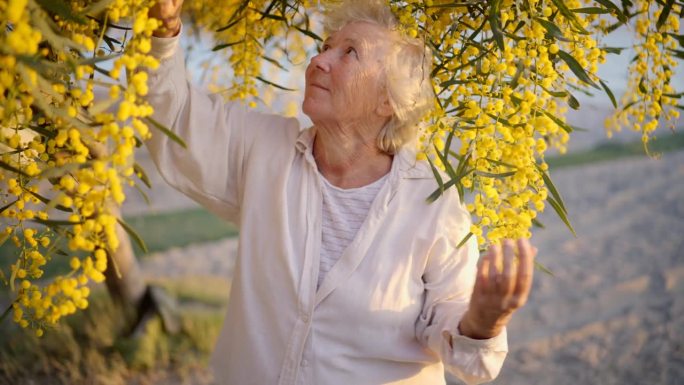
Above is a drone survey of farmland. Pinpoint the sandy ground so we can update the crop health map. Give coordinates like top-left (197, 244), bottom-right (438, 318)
top-left (480, 150), bottom-right (684, 385)
top-left (136, 149), bottom-right (684, 385)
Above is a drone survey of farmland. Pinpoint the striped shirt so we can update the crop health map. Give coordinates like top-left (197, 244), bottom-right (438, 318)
top-left (318, 173), bottom-right (388, 288)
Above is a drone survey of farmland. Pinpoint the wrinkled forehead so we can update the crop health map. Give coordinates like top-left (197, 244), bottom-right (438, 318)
top-left (324, 21), bottom-right (392, 52)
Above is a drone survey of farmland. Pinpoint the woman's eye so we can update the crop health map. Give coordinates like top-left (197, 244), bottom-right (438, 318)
top-left (345, 47), bottom-right (357, 56)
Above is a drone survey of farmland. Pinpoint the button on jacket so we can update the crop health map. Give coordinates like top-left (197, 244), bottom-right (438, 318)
top-left (144, 32), bottom-right (508, 385)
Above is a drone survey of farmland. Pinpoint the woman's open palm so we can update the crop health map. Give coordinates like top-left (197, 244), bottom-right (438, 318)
top-left (460, 239), bottom-right (536, 339)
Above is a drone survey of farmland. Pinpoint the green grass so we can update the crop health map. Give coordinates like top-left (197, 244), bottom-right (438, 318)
top-left (123, 208), bottom-right (238, 256)
top-left (546, 129), bottom-right (684, 169)
top-left (0, 208), bottom-right (238, 282)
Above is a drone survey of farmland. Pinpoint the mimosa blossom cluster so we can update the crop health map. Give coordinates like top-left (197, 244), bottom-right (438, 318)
top-left (1, 0), bottom-right (159, 334)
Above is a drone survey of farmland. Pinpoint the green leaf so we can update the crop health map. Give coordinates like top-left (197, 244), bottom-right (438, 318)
top-left (262, 55), bottom-right (288, 71)
top-left (426, 2), bottom-right (481, 8)
top-left (256, 10), bottom-right (287, 21)
top-left (293, 25), bottom-right (323, 42)
top-left (133, 163), bottom-right (152, 189)
top-left (600, 46), bottom-right (628, 55)
top-left (550, 0), bottom-right (590, 34)
top-left (664, 33), bottom-right (684, 47)
top-left (31, 218), bottom-right (83, 226)
top-left (117, 218), bottom-right (148, 254)
top-left (534, 261), bottom-right (555, 276)
top-left (456, 232), bottom-right (474, 249)
top-left (0, 160), bottom-right (28, 177)
top-left (212, 40), bottom-right (244, 52)
top-left (426, 178), bottom-right (459, 203)
top-left (224, 0), bottom-right (250, 27)
top-left (83, 0), bottom-right (115, 16)
top-left (541, 110), bottom-right (574, 133)
top-left (133, 183), bottom-right (151, 206)
top-left (28, 124), bottom-right (56, 139)
top-left (0, 200), bottom-right (18, 214)
top-left (547, 196), bottom-right (577, 237)
top-left (568, 93), bottom-right (580, 110)
top-left (638, 77), bottom-right (647, 94)
top-left (667, 48), bottom-right (684, 60)
top-left (22, 188), bottom-right (72, 212)
top-left (594, 0), bottom-right (628, 21)
top-left (0, 230), bottom-right (10, 247)
top-left (662, 92), bottom-right (684, 99)
top-left (434, 144), bottom-right (458, 179)
top-left (557, 50), bottom-right (599, 89)
top-left (255, 76), bottom-right (296, 91)
top-left (41, 164), bottom-right (86, 182)
top-left (484, 158), bottom-right (518, 170)
top-left (144, 117), bottom-right (187, 149)
top-left (35, 0), bottom-right (87, 24)
top-left (488, 0), bottom-right (505, 51)
top-left (571, 7), bottom-right (611, 14)
top-left (542, 87), bottom-right (569, 98)
top-left (474, 170), bottom-right (517, 178)
top-left (0, 302), bottom-right (14, 325)
top-left (440, 79), bottom-right (470, 88)
top-left (533, 17), bottom-right (570, 41)
top-left (30, 8), bottom-right (82, 53)
top-left (426, 155), bottom-right (445, 193)
top-left (75, 53), bottom-right (121, 67)
top-left (536, 165), bottom-right (568, 216)
top-left (656, 0), bottom-right (675, 30)
top-left (216, 17), bottom-right (244, 33)
top-left (599, 79), bottom-right (618, 108)
top-left (532, 218), bottom-right (545, 228)
top-left (89, 97), bottom-right (118, 116)
top-left (102, 35), bottom-right (121, 51)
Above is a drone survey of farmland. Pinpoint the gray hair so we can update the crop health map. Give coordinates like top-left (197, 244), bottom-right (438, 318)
top-left (323, 0), bottom-right (434, 154)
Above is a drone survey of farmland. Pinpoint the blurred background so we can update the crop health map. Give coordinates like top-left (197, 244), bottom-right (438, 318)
top-left (1, 22), bottom-right (683, 385)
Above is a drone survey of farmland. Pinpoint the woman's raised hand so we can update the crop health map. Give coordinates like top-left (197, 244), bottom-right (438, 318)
top-left (149, 0), bottom-right (183, 38)
top-left (458, 238), bottom-right (536, 340)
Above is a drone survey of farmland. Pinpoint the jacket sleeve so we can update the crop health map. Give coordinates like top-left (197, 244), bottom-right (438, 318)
top-left (142, 27), bottom-right (267, 224)
top-left (415, 202), bottom-right (508, 385)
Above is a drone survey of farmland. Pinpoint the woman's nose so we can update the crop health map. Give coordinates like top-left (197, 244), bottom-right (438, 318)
top-left (311, 51), bottom-right (331, 72)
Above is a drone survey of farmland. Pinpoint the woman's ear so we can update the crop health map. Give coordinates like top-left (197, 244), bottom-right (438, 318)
top-left (376, 93), bottom-right (393, 117)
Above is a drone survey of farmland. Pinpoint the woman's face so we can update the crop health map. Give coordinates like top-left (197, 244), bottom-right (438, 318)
top-left (302, 21), bottom-right (392, 126)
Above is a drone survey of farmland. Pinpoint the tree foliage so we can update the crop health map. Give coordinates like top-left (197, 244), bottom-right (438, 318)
top-left (0, 0), bottom-right (682, 333)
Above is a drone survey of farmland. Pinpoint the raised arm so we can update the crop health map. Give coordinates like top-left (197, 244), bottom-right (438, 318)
top-left (141, 1), bottom-right (255, 223)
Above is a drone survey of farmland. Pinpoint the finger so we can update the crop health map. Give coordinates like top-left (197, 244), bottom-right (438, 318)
top-left (488, 243), bottom-right (502, 292)
top-left (476, 251), bottom-right (491, 295)
top-left (502, 239), bottom-right (517, 295)
top-left (512, 238), bottom-right (534, 306)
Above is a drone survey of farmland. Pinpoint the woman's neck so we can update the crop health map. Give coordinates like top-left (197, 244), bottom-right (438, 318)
top-left (313, 121), bottom-right (392, 189)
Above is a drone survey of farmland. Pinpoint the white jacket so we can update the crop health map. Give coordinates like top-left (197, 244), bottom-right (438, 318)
top-left (144, 32), bottom-right (507, 385)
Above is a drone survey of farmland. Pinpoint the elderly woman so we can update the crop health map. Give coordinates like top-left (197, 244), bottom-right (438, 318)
top-left (145, 1), bottom-right (535, 384)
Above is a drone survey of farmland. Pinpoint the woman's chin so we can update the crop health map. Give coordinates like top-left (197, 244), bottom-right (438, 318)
top-left (301, 101), bottom-right (326, 123)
